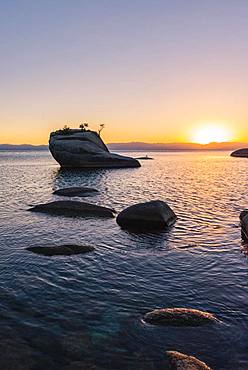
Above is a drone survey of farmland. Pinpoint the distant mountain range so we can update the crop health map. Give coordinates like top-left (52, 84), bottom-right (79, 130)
top-left (107, 142), bottom-right (248, 151)
top-left (0, 142), bottom-right (247, 151)
top-left (0, 144), bottom-right (48, 150)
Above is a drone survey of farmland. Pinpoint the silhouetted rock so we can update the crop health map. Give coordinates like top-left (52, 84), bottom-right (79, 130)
top-left (53, 187), bottom-right (98, 197)
top-left (166, 351), bottom-right (212, 370)
top-left (240, 210), bottom-right (248, 241)
top-left (28, 201), bottom-right (115, 218)
top-left (143, 308), bottom-right (218, 326)
top-left (116, 200), bottom-right (176, 231)
top-left (230, 148), bottom-right (248, 158)
top-left (49, 129), bottom-right (140, 168)
top-left (27, 244), bottom-right (94, 256)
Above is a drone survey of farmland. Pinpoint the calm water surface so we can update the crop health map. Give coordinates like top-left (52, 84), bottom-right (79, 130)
top-left (0, 151), bottom-right (247, 370)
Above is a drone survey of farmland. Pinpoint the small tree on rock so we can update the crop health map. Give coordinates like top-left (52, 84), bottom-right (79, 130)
top-left (79, 123), bottom-right (89, 131)
top-left (98, 124), bottom-right (105, 136)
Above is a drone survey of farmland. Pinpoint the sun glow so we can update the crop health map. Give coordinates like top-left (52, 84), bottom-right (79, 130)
top-left (192, 124), bottom-right (232, 145)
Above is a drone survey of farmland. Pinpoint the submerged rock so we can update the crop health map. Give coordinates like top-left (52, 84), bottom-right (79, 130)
top-left (136, 155), bottom-right (154, 160)
top-left (230, 148), bottom-right (248, 158)
top-left (143, 308), bottom-right (218, 326)
top-left (240, 210), bottom-right (248, 241)
top-left (28, 201), bottom-right (115, 218)
top-left (116, 200), bottom-right (176, 231)
top-left (166, 351), bottom-right (212, 370)
top-left (49, 129), bottom-right (140, 168)
top-left (27, 244), bottom-right (94, 256)
top-left (53, 186), bottom-right (98, 197)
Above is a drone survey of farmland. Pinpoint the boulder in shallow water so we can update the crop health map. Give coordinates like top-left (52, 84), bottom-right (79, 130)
top-left (166, 351), bottom-right (212, 370)
top-left (49, 129), bottom-right (140, 168)
top-left (136, 156), bottom-right (154, 160)
top-left (53, 187), bottom-right (98, 197)
top-left (143, 308), bottom-right (218, 326)
top-left (27, 244), bottom-right (94, 256)
top-left (116, 200), bottom-right (176, 231)
top-left (28, 201), bottom-right (115, 218)
top-left (240, 210), bottom-right (248, 241)
top-left (230, 148), bottom-right (248, 158)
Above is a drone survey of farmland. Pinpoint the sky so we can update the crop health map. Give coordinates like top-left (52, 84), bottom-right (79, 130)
top-left (0, 0), bottom-right (247, 144)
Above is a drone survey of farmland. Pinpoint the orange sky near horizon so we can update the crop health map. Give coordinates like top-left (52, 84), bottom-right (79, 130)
top-left (0, 1), bottom-right (247, 145)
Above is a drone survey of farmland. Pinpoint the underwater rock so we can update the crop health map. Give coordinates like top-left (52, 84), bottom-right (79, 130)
top-left (240, 210), bottom-right (248, 241)
top-left (230, 148), bottom-right (248, 158)
top-left (49, 129), bottom-right (140, 168)
top-left (53, 187), bottom-right (98, 197)
top-left (116, 200), bottom-right (176, 231)
top-left (144, 308), bottom-right (218, 326)
top-left (136, 156), bottom-right (154, 160)
top-left (26, 244), bottom-right (94, 256)
top-left (28, 201), bottom-right (115, 218)
top-left (166, 351), bottom-right (212, 370)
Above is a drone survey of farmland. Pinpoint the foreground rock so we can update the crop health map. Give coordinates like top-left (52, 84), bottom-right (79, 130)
top-left (230, 148), bottom-right (248, 158)
top-left (29, 201), bottom-right (115, 218)
top-left (166, 351), bottom-right (211, 370)
top-left (53, 187), bottom-right (98, 197)
top-left (49, 129), bottom-right (140, 168)
top-left (240, 210), bottom-right (248, 241)
top-left (27, 244), bottom-right (94, 256)
top-left (116, 200), bottom-right (176, 231)
top-left (143, 308), bottom-right (218, 326)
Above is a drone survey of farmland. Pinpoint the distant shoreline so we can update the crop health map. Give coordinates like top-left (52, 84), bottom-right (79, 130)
top-left (0, 142), bottom-right (247, 152)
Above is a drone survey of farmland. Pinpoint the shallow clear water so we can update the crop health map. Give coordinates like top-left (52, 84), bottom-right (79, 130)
top-left (0, 150), bottom-right (247, 370)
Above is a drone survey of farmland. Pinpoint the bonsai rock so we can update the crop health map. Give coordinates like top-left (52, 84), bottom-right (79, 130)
top-left (49, 129), bottom-right (140, 168)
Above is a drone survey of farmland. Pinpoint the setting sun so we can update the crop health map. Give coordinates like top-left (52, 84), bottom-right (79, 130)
top-left (192, 125), bottom-right (232, 145)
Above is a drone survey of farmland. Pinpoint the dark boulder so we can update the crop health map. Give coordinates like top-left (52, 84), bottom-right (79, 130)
top-left (53, 187), bottom-right (98, 197)
top-left (230, 148), bottom-right (248, 158)
top-left (116, 200), bottom-right (176, 231)
top-left (240, 210), bottom-right (248, 241)
top-left (27, 244), bottom-right (94, 256)
top-left (28, 201), bottom-right (115, 218)
top-left (143, 308), bottom-right (218, 326)
top-left (166, 351), bottom-right (212, 370)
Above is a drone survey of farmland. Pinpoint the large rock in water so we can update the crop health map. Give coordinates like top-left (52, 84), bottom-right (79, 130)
top-left (49, 129), bottom-right (140, 168)
top-left (166, 351), bottom-right (212, 370)
top-left (240, 210), bottom-right (248, 241)
top-left (143, 308), bottom-right (218, 326)
top-left (28, 201), bottom-right (115, 218)
top-left (230, 148), bottom-right (248, 158)
top-left (116, 200), bottom-right (176, 231)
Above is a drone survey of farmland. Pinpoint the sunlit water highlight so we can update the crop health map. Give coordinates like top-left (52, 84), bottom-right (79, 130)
top-left (0, 151), bottom-right (247, 369)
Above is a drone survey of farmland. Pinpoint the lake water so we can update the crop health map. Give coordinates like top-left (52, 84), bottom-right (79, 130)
top-left (0, 150), bottom-right (247, 370)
